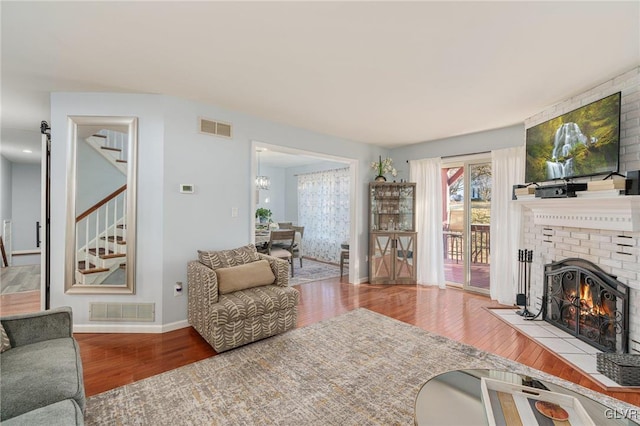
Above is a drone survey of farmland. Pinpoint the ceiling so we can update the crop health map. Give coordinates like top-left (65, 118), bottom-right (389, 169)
top-left (2, 1), bottom-right (638, 164)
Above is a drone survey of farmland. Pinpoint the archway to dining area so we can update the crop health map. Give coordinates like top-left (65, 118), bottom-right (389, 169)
top-left (250, 142), bottom-right (358, 284)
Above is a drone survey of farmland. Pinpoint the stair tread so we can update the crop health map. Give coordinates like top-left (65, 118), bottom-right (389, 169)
top-left (101, 253), bottom-right (126, 259)
top-left (100, 146), bottom-right (122, 152)
top-left (77, 261), bottom-right (94, 269)
top-left (116, 159), bottom-right (127, 163)
top-left (78, 267), bottom-right (110, 274)
top-left (91, 134), bottom-right (107, 139)
top-left (88, 248), bottom-right (112, 256)
top-left (100, 236), bottom-right (126, 244)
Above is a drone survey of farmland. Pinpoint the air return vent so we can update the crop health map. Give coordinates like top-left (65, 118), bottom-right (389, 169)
top-left (199, 117), bottom-right (232, 138)
top-left (89, 302), bottom-right (155, 322)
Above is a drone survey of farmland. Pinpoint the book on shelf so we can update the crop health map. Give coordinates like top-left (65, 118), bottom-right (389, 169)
top-left (514, 194), bottom-right (536, 200)
top-left (587, 178), bottom-right (627, 191)
top-left (576, 189), bottom-right (625, 198)
top-left (514, 187), bottom-right (536, 196)
top-left (480, 377), bottom-right (595, 426)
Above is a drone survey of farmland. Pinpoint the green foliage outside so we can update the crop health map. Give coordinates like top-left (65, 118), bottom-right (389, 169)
top-left (471, 205), bottom-right (490, 224)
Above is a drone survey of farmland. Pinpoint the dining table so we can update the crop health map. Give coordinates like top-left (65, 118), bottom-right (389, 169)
top-left (255, 229), bottom-right (302, 247)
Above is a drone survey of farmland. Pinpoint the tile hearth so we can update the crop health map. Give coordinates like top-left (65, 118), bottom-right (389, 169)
top-left (490, 308), bottom-right (632, 389)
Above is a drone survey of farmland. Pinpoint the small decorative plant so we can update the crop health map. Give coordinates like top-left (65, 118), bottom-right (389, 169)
top-left (255, 208), bottom-right (272, 222)
top-left (370, 155), bottom-right (398, 181)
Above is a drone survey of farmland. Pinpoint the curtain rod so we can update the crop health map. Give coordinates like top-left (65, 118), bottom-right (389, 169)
top-left (294, 166), bottom-right (350, 176)
top-left (405, 150), bottom-right (491, 163)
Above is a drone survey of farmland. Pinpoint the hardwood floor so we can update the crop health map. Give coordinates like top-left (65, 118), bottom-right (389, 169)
top-left (0, 290), bottom-right (40, 316)
top-left (2, 278), bottom-right (639, 406)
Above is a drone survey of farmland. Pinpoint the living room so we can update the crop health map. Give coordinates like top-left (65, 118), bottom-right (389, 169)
top-left (1, 2), bottom-right (639, 424)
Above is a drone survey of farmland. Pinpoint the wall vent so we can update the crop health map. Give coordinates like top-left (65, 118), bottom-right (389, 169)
top-left (89, 302), bottom-right (155, 322)
top-left (199, 117), bottom-right (232, 138)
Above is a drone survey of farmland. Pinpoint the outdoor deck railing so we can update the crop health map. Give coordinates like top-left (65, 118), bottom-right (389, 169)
top-left (443, 224), bottom-right (490, 264)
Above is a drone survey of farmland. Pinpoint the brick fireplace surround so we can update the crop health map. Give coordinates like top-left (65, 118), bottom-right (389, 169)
top-left (521, 67), bottom-right (640, 355)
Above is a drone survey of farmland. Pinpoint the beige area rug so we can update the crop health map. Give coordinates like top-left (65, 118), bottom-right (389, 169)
top-left (1, 264), bottom-right (40, 294)
top-left (289, 258), bottom-right (343, 286)
top-left (85, 309), bottom-right (633, 425)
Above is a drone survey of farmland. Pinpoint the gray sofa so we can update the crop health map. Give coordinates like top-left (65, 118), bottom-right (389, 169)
top-left (0, 307), bottom-right (85, 425)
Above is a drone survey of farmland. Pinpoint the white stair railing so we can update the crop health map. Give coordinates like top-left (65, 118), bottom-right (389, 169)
top-left (75, 185), bottom-right (127, 281)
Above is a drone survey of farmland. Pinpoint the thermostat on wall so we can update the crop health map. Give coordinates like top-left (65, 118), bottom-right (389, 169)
top-left (180, 184), bottom-right (194, 194)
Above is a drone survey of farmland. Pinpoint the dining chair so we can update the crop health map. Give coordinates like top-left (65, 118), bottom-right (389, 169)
top-left (267, 229), bottom-right (296, 277)
top-left (340, 242), bottom-right (350, 277)
top-left (277, 222), bottom-right (293, 229)
top-left (291, 226), bottom-right (304, 267)
top-left (446, 210), bottom-right (464, 263)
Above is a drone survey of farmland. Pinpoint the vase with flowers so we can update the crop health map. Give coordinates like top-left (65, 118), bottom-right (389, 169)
top-left (370, 155), bottom-right (398, 182)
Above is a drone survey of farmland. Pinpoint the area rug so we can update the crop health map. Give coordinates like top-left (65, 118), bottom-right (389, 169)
top-left (85, 309), bottom-right (633, 425)
top-left (1, 264), bottom-right (40, 294)
top-left (289, 258), bottom-right (343, 286)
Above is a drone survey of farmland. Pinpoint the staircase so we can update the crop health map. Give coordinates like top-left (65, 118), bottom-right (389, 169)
top-left (84, 129), bottom-right (128, 174)
top-left (75, 129), bottom-right (129, 285)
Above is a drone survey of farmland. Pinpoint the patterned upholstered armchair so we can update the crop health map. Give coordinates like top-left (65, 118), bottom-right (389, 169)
top-left (187, 244), bottom-right (299, 353)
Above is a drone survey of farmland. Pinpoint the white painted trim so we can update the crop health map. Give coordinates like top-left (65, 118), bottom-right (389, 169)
top-left (162, 319), bottom-right (190, 333)
top-left (515, 195), bottom-right (640, 231)
top-left (356, 276), bottom-right (369, 284)
top-left (12, 249), bottom-right (41, 255)
top-left (74, 320), bottom-right (190, 334)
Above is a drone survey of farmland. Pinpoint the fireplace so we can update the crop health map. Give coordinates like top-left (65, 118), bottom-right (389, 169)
top-left (543, 258), bottom-right (630, 353)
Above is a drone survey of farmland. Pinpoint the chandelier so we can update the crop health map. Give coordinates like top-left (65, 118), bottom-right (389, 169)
top-left (255, 149), bottom-right (270, 190)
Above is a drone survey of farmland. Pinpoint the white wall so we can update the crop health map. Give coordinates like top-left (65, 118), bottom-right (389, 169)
top-left (51, 93), bottom-right (165, 328)
top-left (10, 163), bottom-right (41, 251)
top-left (522, 67), bottom-right (640, 352)
top-left (0, 155), bottom-right (12, 228)
top-left (76, 137), bottom-right (126, 214)
top-left (52, 92), bottom-right (386, 329)
top-left (390, 124), bottom-right (524, 163)
top-left (256, 165), bottom-right (285, 221)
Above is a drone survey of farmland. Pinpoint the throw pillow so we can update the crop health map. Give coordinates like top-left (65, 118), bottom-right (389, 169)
top-left (198, 244), bottom-right (259, 270)
top-left (0, 322), bottom-right (11, 353)
top-left (216, 260), bottom-right (276, 294)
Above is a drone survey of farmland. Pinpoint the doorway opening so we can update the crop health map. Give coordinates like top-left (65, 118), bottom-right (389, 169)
top-left (250, 142), bottom-right (358, 285)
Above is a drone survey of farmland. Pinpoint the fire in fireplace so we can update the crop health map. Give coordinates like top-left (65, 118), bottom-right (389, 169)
top-left (543, 258), bottom-right (629, 353)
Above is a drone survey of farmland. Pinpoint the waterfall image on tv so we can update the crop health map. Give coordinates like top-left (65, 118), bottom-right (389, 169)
top-left (525, 92), bottom-right (621, 183)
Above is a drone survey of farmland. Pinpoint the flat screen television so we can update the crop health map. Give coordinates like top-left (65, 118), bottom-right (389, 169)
top-left (524, 91), bottom-right (621, 184)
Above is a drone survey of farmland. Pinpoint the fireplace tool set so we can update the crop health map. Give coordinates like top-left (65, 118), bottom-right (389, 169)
top-left (516, 249), bottom-right (535, 318)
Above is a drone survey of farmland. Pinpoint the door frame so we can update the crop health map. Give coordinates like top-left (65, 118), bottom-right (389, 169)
top-left (442, 153), bottom-right (491, 295)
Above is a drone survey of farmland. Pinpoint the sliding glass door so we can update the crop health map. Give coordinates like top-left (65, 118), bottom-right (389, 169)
top-left (442, 158), bottom-right (491, 294)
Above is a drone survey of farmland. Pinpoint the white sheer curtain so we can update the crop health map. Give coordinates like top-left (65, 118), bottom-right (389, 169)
top-left (490, 146), bottom-right (525, 304)
top-left (297, 167), bottom-right (350, 264)
top-left (409, 158), bottom-right (445, 288)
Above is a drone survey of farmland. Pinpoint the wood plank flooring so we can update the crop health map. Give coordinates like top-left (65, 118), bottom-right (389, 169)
top-left (2, 278), bottom-right (639, 407)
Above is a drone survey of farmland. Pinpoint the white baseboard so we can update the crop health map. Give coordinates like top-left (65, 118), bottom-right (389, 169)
top-left (74, 319), bottom-right (190, 334)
